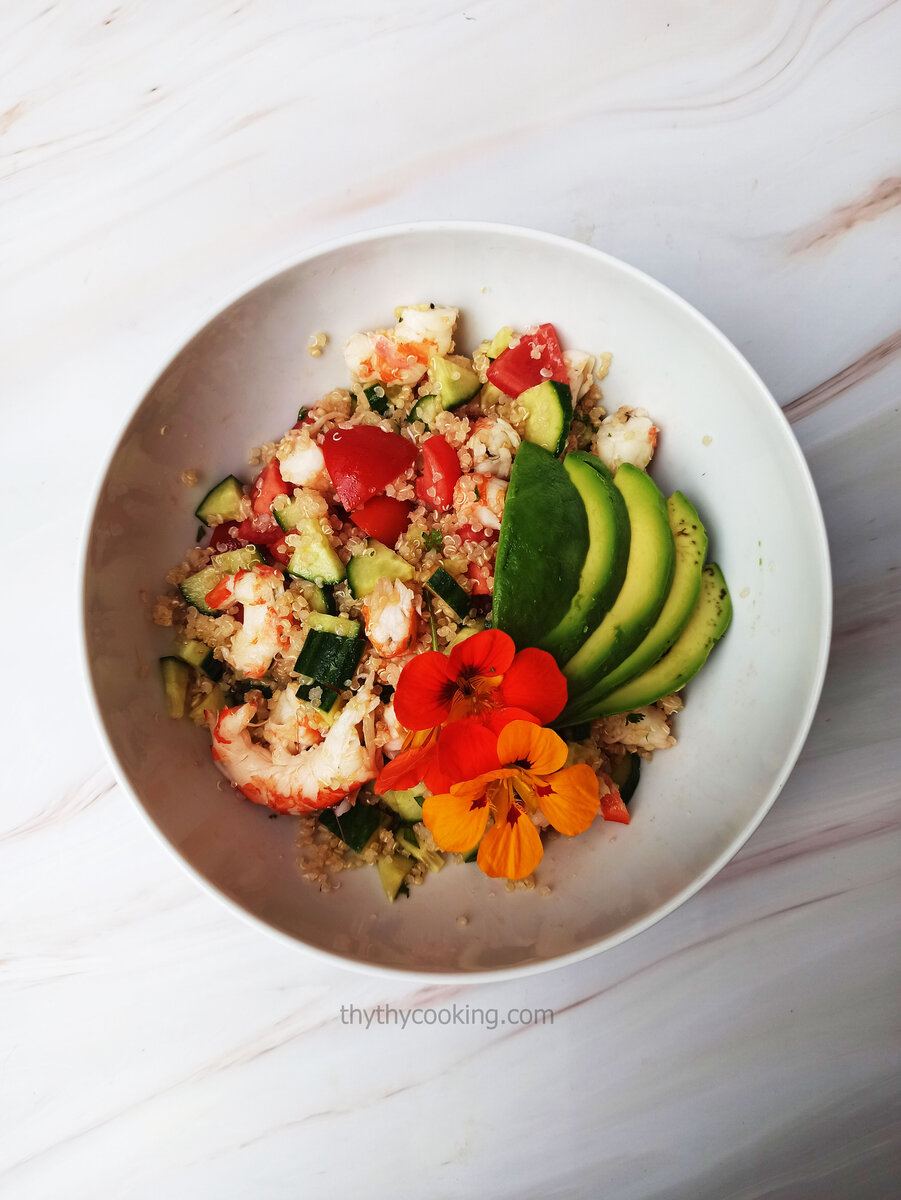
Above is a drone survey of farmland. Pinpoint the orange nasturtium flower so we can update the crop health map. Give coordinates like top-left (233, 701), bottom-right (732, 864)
top-left (422, 720), bottom-right (601, 880)
top-left (376, 629), bottom-right (567, 794)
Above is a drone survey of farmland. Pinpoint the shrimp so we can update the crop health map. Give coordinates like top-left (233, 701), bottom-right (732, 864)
top-left (276, 428), bottom-right (330, 491)
top-left (592, 406), bottom-right (658, 473)
top-left (465, 416), bottom-right (521, 480)
top-left (563, 349), bottom-right (597, 403)
top-left (211, 687), bottom-right (379, 814)
top-left (344, 304), bottom-right (458, 388)
top-left (598, 707), bottom-right (675, 752)
top-left (263, 687), bottom-right (324, 753)
top-left (376, 700), bottom-right (406, 756)
top-left (362, 577), bottom-right (420, 658)
top-left (206, 566), bottom-right (293, 680)
top-left (452, 472), bottom-right (507, 531)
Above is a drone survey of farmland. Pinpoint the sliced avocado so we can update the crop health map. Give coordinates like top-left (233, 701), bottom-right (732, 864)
top-left (563, 464), bottom-right (675, 695)
top-left (560, 491), bottom-right (707, 720)
top-left (538, 453), bottom-right (630, 663)
top-left (583, 563), bottom-right (732, 718)
top-left (493, 441), bottom-right (590, 649)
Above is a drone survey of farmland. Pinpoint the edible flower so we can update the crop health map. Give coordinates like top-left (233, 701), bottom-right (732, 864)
top-left (375, 629), bottom-right (567, 793)
top-left (421, 720), bottom-right (601, 880)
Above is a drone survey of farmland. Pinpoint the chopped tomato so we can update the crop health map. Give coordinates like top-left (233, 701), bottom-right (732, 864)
top-left (486, 323), bottom-right (569, 397)
top-left (467, 561), bottom-right (493, 595)
top-left (208, 522), bottom-right (246, 553)
top-left (235, 513), bottom-right (283, 546)
top-left (600, 786), bottom-right (631, 825)
top-left (415, 434), bottom-right (461, 512)
top-left (267, 536), bottom-right (293, 566)
top-left (458, 523), bottom-right (497, 545)
top-left (252, 459), bottom-right (288, 516)
top-left (321, 427), bottom-right (416, 510)
top-left (292, 409), bottom-right (316, 431)
top-left (351, 495), bottom-right (413, 547)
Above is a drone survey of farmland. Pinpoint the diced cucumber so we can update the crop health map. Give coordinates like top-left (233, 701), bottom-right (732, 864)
top-left (461, 843), bottom-right (480, 863)
top-left (232, 679), bottom-right (274, 700)
top-left (286, 518), bottom-right (345, 585)
top-left (195, 475), bottom-right (246, 526)
top-left (363, 384), bottom-right (391, 416)
top-left (396, 826), bottom-right (444, 873)
top-left (426, 566), bottom-right (471, 619)
top-left (274, 496), bottom-right (307, 534)
top-left (159, 657), bottom-right (191, 720)
top-left (380, 787), bottom-right (425, 822)
top-left (172, 637), bottom-right (223, 680)
top-left (346, 539), bottom-right (415, 599)
top-left (406, 355), bottom-right (480, 429)
top-left (296, 681), bottom-right (342, 713)
top-left (178, 547), bottom-right (263, 614)
top-left (517, 379), bottom-right (573, 454)
top-left (189, 683), bottom-right (228, 725)
top-left (609, 753), bottom-right (641, 804)
top-left (319, 803), bottom-right (382, 853)
top-left (295, 579), bottom-right (336, 615)
top-left (295, 621), bottom-right (365, 691)
top-left (377, 853), bottom-right (414, 901)
top-left (307, 612), bottom-right (361, 638)
top-left (487, 327), bottom-right (515, 358)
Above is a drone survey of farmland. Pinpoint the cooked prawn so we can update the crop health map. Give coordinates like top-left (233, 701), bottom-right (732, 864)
top-left (344, 304), bottom-right (458, 387)
top-left (563, 349), bottom-right (597, 402)
top-left (376, 700), bottom-right (406, 756)
top-left (206, 565), bottom-right (293, 680)
top-left (465, 416), bottom-right (521, 480)
top-left (598, 706), bottom-right (675, 752)
top-left (276, 428), bottom-right (330, 491)
top-left (453, 472), bottom-right (507, 531)
top-left (593, 406), bottom-right (658, 473)
top-left (362, 577), bottom-right (420, 658)
top-left (212, 687), bottom-right (379, 814)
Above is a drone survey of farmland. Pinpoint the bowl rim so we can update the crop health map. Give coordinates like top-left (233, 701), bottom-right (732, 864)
top-left (79, 219), bottom-right (833, 982)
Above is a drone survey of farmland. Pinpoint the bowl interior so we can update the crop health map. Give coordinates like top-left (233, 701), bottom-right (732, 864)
top-left (83, 225), bottom-right (829, 976)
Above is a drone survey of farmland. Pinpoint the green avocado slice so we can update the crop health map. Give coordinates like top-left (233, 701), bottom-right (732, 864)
top-left (538, 453), bottom-right (630, 664)
top-left (560, 491), bottom-right (707, 720)
top-left (563, 464), bottom-right (675, 694)
top-left (493, 441), bottom-right (590, 649)
top-left (575, 562), bottom-right (732, 719)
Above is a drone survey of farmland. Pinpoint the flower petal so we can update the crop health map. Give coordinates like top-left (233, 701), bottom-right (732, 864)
top-left (497, 647), bottom-right (568, 724)
top-left (534, 764), bottom-right (599, 836)
top-left (422, 786), bottom-right (490, 852)
top-left (476, 793), bottom-right (544, 880)
top-left (375, 741), bottom-right (437, 792)
top-left (447, 628), bottom-right (515, 682)
top-left (497, 720), bottom-right (568, 776)
top-left (392, 651), bottom-right (455, 730)
top-left (600, 783), bottom-right (631, 825)
top-left (437, 718), bottom-right (502, 783)
top-left (481, 706), bottom-right (540, 735)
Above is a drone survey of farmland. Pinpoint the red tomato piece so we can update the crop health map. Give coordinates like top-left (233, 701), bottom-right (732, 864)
top-left (321, 427), bottom-right (417, 511)
top-left (267, 537), bottom-right (293, 566)
top-left (486, 323), bottom-right (569, 397)
top-left (208, 522), bottom-right (246, 553)
top-left (252, 459), bottom-right (288, 516)
top-left (467, 561), bottom-right (493, 595)
top-left (415, 434), bottom-right (462, 512)
top-left (600, 787), bottom-right (631, 825)
top-left (458, 523), bottom-right (498, 545)
top-left (235, 513), bottom-right (283, 546)
top-left (351, 495), bottom-right (413, 547)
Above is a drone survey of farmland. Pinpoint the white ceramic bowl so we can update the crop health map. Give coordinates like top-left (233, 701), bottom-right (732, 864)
top-left (82, 222), bottom-right (831, 979)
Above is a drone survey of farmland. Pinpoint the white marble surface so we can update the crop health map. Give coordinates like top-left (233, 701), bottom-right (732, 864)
top-left (2, 1), bottom-right (900, 1196)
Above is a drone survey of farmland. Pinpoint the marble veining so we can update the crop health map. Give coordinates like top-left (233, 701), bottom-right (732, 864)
top-left (2, 2), bottom-right (899, 1197)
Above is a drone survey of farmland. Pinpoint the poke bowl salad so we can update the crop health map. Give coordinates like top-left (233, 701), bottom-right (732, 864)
top-left (152, 304), bottom-right (732, 901)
